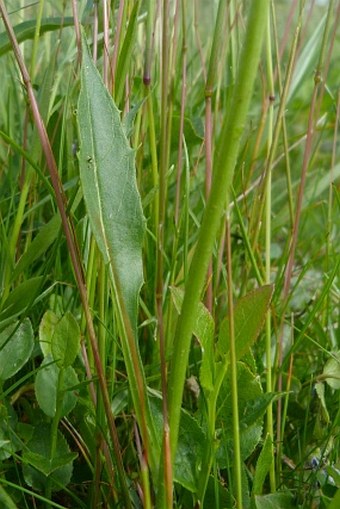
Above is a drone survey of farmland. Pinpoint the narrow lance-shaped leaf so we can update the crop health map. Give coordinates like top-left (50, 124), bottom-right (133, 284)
top-left (77, 35), bottom-right (158, 474)
top-left (78, 36), bottom-right (145, 331)
top-left (0, 17), bottom-right (74, 57)
top-left (252, 433), bottom-right (274, 496)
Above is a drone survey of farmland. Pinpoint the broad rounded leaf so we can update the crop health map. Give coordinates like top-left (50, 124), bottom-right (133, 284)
top-left (323, 352), bottom-right (340, 390)
top-left (0, 319), bottom-right (34, 380)
top-left (22, 425), bottom-right (75, 492)
top-left (39, 310), bottom-right (58, 357)
top-left (255, 492), bottom-right (295, 509)
top-left (217, 362), bottom-right (266, 464)
top-left (51, 311), bottom-right (80, 368)
top-left (35, 355), bottom-right (79, 417)
top-left (149, 393), bottom-right (205, 492)
top-left (0, 403), bottom-right (21, 461)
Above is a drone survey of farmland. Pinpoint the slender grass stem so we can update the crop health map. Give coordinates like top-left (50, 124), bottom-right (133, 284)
top-left (271, 2), bottom-right (294, 227)
top-left (156, 1), bottom-right (173, 504)
top-left (92, 0), bottom-right (99, 62)
top-left (249, 9), bottom-right (301, 247)
top-left (264, 7), bottom-right (276, 491)
top-left (71, 0), bottom-right (81, 67)
top-left (102, 0), bottom-right (110, 87)
top-left (282, 0), bottom-right (335, 302)
top-left (174, 0), bottom-right (187, 227)
top-left (226, 217), bottom-right (243, 508)
top-left (111, 0), bottom-right (125, 94)
top-left (30, 0), bottom-right (44, 79)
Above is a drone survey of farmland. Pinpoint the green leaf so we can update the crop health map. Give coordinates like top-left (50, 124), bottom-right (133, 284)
top-left (325, 464), bottom-right (340, 488)
top-left (13, 215), bottom-right (61, 279)
top-left (203, 477), bottom-right (232, 508)
top-left (39, 310), bottom-right (59, 358)
top-left (122, 99), bottom-right (146, 138)
top-left (51, 311), bottom-right (80, 368)
top-left (242, 392), bottom-right (279, 428)
top-left (217, 363), bottom-right (265, 464)
top-left (219, 363), bottom-right (264, 429)
top-left (273, 165), bottom-right (340, 231)
top-left (252, 433), bottom-right (273, 496)
top-left (149, 392), bottom-right (205, 492)
top-left (171, 286), bottom-right (215, 392)
top-left (23, 451), bottom-right (78, 477)
top-left (287, 14), bottom-right (326, 103)
top-left (78, 35), bottom-right (145, 330)
top-left (328, 489), bottom-right (340, 509)
top-left (115, 0), bottom-right (141, 103)
top-left (217, 285), bottom-right (273, 361)
top-left (315, 381), bottom-right (330, 422)
top-left (22, 425), bottom-right (75, 492)
top-left (0, 404), bottom-right (21, 460)
top-left (0, 485), bottom-right (17, 509)
top-left (35, 355), bottom-right (79, 418)
top-left (171, 114), bottom-right (204, 151)
top-left (0, 319), bottom-right (34, 380)
top-left (175, 410), bottom-right (206, 492)
top-left (0, 18), bottom-right (74, 57)
top-left (0, 277), bottom-right (44, 323)
top-left (323, 352), bottom-right (340, 390)
top-left (217, 422), bottom-right (263, 467)
top-left (255, 492), bottom-right (295, 509)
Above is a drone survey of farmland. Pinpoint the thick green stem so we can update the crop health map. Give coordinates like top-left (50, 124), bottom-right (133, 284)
top-left (168, 0), bottom-right (269, 456)
top-left (204, 0), bottom-right (228, 312)
top-left (161, 0), bottom-right (269, 499)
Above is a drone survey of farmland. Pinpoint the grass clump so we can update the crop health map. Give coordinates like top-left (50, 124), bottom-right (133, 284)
top-left (0, 1), bottom-right (339, 508)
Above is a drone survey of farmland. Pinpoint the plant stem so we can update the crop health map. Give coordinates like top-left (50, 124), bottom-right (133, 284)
top-left (174, 0), bottom-right (187, 226)
top-left (30, 0), bottom-right (45, 80)
top-left (46, 367), bottom-right (65, 507)
top-left (157, 1), bottom-right (269, 503)
top-left (226, 217), bottom-right (242, 508)
top-left (282, 0), bottom-right (335, 302)
top-left (264, 8), bottom-right (276, 491)
top-left (156, 1), bottom-right (173, 505)
top-left (204, 0), bottom-right (228, 312)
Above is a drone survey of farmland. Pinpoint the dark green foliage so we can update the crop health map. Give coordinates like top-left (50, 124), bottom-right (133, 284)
top-left (0, 1), bottom-right (339, 508)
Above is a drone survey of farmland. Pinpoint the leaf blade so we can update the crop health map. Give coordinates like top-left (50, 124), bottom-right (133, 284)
top-left (0, 319), bottom-right (34, 380)
top-left (217, 285), bottom-right (274, 362)
top-left (78, 35), bottom-right (145, 330)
